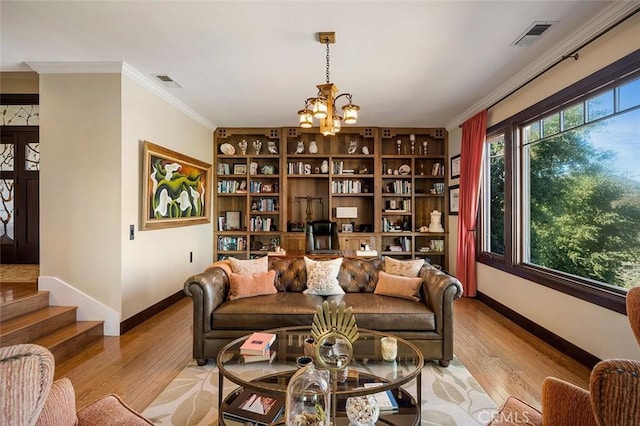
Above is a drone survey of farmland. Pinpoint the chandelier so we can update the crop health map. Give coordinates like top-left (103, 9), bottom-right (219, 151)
top-left (297, 32), bottom-right (360, 136)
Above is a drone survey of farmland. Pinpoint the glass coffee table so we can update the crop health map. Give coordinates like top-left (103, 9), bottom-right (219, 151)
top-left (217, 326), bottom-right (424, 425)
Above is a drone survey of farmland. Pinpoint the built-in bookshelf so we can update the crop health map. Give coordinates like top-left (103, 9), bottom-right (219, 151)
top-left (213, 126), bottom-right (449, 269)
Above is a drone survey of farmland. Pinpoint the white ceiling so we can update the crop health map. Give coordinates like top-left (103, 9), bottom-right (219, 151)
top-left (1, 1), bottom-right (638, 130)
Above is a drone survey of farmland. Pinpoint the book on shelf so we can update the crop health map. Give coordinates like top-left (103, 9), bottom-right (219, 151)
top-left (239, 332), bottom-right (276, 355)
top-left (356, 249), bottom-right (378, 257)
top-left (363, 383), bottom-right (399, 411)
top-left (242, 350), bottom-right (277, 364)
top-left (222, 388), bottom-right (285, 426)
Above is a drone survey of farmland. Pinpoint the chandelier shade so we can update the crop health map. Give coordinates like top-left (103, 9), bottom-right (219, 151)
top-left (297, 32), bottom-right (359, 136)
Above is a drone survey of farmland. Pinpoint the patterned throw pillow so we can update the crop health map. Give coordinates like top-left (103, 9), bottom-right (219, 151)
top-left (374, 271), bottom-right (422, 301)
top-left (229, 270), bottom-right (277, 300)
top-left (384, 256), bottom-right (425, 277)
top-left (303, 256), bottom-right (345, 296)
top-left (228, 256), bottom-right (268, 275)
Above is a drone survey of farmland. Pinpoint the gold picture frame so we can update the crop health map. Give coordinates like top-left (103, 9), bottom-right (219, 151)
top-left (142, 141), bottom-right (212, 230)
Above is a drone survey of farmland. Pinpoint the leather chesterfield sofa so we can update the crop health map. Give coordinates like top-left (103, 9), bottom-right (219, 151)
top-left (183, 257), bottom-right (463, 367)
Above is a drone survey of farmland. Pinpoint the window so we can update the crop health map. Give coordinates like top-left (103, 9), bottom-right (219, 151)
top-left (482, 134), bottom-right (506, 256)
top-left (479, 51), bottom-right (640, 313)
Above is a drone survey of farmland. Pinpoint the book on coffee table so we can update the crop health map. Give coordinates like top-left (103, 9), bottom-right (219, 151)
top-left (239, 332), bottom-right (276, 356)
top-left (242, 350), bottom-right (276, 364)
top-left (364, 383), bottom-right (399, 411)
top-left (222, 388), bottom-right (285, 426)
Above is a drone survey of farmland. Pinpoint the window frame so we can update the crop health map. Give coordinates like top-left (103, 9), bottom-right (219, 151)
top-left (477, 49), bottom-right (640, 315)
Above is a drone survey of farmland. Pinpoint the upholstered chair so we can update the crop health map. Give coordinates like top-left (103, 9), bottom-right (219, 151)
top-left (489, 286), bottom-right (640, 426)
top-left (0, 343), bottom-right (152, 426)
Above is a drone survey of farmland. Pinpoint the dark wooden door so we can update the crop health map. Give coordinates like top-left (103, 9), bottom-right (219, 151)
top-left (1, 126), bottom-right (39, 264)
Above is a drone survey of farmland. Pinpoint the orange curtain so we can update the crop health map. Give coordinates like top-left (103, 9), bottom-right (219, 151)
top-left (456, 110), bottom-right (487, 297)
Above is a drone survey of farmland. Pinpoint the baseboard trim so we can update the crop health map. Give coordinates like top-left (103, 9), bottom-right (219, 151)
top-left (120, 290), bottom-right (185, 334)
top-left (476, 291), bottom-right (601, 369)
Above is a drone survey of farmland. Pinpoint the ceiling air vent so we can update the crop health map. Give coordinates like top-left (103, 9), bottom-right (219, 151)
top-left (153, 74), bottom-right (181, 88)
top-left (510, 21), bottom-right (557, 47)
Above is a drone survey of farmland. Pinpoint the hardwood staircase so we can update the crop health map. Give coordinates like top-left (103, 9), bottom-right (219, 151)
top-left (0, 279), bottom-right (104, 361)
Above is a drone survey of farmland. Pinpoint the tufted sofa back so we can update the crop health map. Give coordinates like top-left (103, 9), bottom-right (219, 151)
top-left (268, 257), bottom-right (384, 293)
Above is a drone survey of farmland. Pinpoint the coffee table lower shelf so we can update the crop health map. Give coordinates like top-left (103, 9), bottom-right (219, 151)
top-left (220, 372), bottom-right (420, 426)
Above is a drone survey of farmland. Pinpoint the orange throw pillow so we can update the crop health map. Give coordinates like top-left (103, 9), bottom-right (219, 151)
top-left (374, 271), bottom-right (422, 301)
top-left (229, 270), bottom-right (277, 300)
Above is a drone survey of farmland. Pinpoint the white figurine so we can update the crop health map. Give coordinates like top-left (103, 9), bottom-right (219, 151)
top-left (362, 146), bottom-right (370, 155)
top-left (295, 140), bottom-right (305, 154)
top-left (427, 210), bottom-right (445, 233)
top-left (308, 141), bottom-right (318, 154)
top-left (267, 140), bottom-right (278, 154)
top-left (321, 160), bottom-right (329, 173)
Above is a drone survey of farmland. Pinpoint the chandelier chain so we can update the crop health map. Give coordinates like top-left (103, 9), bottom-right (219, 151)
top-left (325, 39), bottom-right (331, 84)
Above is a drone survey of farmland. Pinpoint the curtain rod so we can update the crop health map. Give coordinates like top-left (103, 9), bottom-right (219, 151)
top-left (483, 7), bottom-right (639, 114)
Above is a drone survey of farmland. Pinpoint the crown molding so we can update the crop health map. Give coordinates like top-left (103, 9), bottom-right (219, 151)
top-left (25, 61), bottom-right (216, 131)
top-left (445, 2), bottom-right (640, 131)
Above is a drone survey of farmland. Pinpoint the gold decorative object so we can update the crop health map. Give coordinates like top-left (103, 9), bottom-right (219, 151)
top-left (311, 300), bottom-right (359, 371)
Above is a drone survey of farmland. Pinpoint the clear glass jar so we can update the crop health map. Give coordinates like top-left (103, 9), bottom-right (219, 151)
top-left (286, 362), bottom-right (330, 426)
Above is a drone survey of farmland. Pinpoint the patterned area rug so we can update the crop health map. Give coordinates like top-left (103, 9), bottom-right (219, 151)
top-left (143, 356), bottom-right (496, 425)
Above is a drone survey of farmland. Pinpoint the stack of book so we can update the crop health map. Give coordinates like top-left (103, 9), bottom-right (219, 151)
top-left (240, 332), bottom-right (277, 364)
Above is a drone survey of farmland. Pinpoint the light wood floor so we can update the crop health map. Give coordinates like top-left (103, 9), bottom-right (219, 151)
top-left (52, 296), bottom-right (591, 414)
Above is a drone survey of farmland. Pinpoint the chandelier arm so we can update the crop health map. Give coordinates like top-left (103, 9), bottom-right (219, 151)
top-left (333, 93), bottom-right (353, 107)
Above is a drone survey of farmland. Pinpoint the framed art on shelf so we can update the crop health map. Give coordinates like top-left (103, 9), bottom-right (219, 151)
top-left (142, 141), bottom-right (211, 230)
top-left (233, 163), bottom-right (247, 175)
top-left (449, 185), bottom-right (460, 215)
top-left (450, 154), bottom-right (461, 180)
top-left (342, 223), bottom-right (354, 232)
top-left (225, 211), bottom-right (242, 230)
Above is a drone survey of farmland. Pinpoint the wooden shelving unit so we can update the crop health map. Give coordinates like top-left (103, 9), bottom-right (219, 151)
top-left (213, 126), bottom-right (449, 269)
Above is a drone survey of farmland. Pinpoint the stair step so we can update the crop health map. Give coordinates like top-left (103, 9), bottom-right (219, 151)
top-left (34, 321), bottom-right (104, 362)
top-left (1, 291), bottom-right (50, 322)
top-left (0, 281), bottom-right (39, 302)
top-left (0, 306), bottom-right (77, 347)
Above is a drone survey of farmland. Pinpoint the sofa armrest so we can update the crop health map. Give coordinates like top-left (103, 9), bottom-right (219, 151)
top-left (36, 378), bottom-right (77, 426)
top-left (183, 268), bottom-right (229, 361)
top-left (420, 266), bottom-right (463, 331)
top-left (542, 377), bottom-right (597, 426)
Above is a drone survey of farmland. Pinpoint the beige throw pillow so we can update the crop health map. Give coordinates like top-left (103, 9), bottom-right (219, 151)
top-left (229, 270), bottom-right (277, 300)
top-left (384, 256), bottom-right (424, 277)
top-left (228, 256), bottom-right (268, 275)
top-left (303, 256), bottom-right (345, 296)
top-left (374, 271), bottom-right (422, 301)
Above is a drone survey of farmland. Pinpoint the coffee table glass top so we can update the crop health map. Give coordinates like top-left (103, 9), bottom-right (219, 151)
top-left (217, 326), bottom-right (423, 398)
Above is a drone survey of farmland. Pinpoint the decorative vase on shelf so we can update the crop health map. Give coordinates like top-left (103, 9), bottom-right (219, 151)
top-left (346, 395), bottom-right (379, 426)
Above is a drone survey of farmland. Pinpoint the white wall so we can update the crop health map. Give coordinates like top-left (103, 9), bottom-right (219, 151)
top-left (447, 126), bottom-right (461, 276)
top-left (40, 73), bottom-right (123, 311)
top-left (120, 74), bottom-right (213, 320)
top-left (471, 13), bottom-right (640, 360)
top-left (39, 68), bottom-right (214, 329)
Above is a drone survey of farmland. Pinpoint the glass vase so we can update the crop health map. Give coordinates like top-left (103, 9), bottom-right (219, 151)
top-left (286, 362), bottom-right (330, 426)
top-left (346, 395), bottom-right (379, 426)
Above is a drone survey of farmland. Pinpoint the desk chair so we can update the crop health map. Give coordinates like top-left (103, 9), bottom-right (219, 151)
top-left (306, 220), bottom-right (340, 254)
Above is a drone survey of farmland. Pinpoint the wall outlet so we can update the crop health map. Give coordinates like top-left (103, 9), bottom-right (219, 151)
top-left (190, 251), bottom-right (193, 263)
top-left (129, 225), bottom-right (134, 240)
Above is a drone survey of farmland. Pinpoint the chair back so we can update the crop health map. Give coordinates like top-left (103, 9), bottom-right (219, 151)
top-left (306, 220), bottom-right (340, 253)
top-left (590, 358), bottom-right (640, 426)
top-left (627, 287), bottom-right (640, 347)
top-left (0, 344), bottom-right (55, 426)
